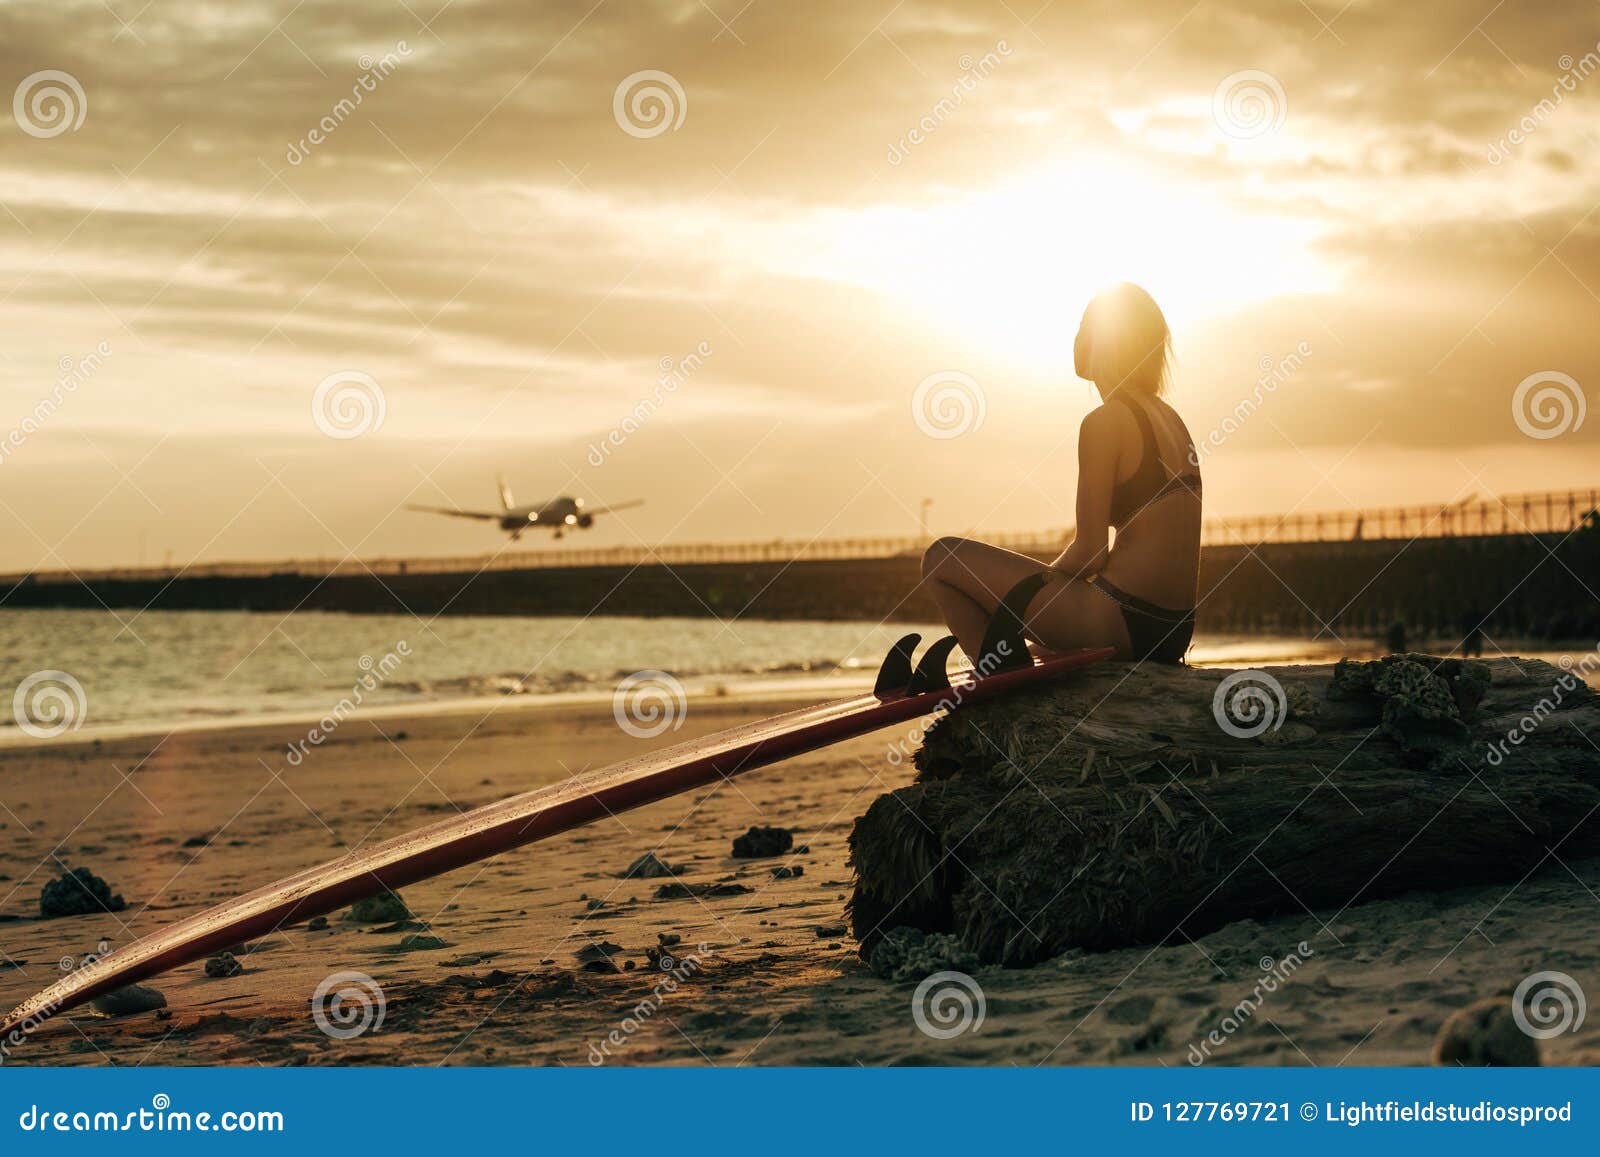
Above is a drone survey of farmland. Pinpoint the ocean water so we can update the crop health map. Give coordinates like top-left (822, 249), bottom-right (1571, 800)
top-left (0, 608), bottom-right (1593, 742)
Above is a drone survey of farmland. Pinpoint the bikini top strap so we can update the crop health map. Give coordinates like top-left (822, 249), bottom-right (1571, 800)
top-left (1117, 394), bottom-right (1168, 480)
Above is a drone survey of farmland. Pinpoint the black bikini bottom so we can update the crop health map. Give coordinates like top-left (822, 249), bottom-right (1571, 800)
top-left (1086, 576), bottom-right (1194, 664)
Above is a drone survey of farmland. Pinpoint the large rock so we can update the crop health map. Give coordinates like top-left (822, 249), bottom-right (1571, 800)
top-left (848, 656), bottom-right (1600, 965)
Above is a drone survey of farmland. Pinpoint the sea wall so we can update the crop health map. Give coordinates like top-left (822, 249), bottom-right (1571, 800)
top-left (7, 531), bottom-right (1598, 640)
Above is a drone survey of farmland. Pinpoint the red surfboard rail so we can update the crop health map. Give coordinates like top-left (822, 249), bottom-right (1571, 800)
top-left (1, 647), bottom-right (1110, 1038)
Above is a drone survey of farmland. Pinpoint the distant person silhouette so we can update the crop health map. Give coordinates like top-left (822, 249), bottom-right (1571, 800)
top-left (921, 283), bottom-right (1200, 664)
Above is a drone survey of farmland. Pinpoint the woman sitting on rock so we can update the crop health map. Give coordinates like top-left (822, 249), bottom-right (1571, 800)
top-left (921, 282), bottom-right (1201, 665)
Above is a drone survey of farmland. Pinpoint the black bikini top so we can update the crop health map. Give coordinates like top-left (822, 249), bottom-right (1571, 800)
top-left (1108, 396), bottom-right (1202, 529)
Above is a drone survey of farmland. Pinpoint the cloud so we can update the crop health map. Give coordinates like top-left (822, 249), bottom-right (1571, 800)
top-left (0, 0), bottom-right (1595, 568)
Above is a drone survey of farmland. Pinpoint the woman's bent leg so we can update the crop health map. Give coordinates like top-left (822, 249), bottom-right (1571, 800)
top-left (920, 537), bottom-right (1129, 660)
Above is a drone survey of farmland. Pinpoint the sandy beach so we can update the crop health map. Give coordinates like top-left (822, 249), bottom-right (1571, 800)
top-left (4, 688), bottom-right (1598, 1068)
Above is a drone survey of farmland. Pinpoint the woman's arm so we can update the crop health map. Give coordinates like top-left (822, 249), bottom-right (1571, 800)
top-left (1049, 407), bottom-right (1118, 581)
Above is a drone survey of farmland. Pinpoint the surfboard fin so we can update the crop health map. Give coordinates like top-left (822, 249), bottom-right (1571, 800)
top-left (874, 633), bottom-right (922, 697)
top-left (906, 635), bottom-right (960, 694)
top-left (978, 571), bottom-right (1051, 674)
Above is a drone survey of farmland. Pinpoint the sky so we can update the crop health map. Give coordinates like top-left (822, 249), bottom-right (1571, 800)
top-left (0, 0), bottom-right (1597, 571)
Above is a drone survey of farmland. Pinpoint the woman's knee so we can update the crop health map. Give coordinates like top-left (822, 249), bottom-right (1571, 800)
top-left (921, 536), bottom-right (969, 580)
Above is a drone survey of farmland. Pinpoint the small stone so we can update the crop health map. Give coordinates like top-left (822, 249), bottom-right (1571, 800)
top-left (40, 868), bottom-right (126, 919)
top-left (655, 881), bottom-right (751, 900)
top-left (813, 923), bottom-right (847, 938)
top-left (399, 934), bottom-right (448, 952)
top-left (307, 915), bottom-right (329, 931)
top-left (91, 984), bottom-right (166, 1017)
top-left (576, 942), bottom-right (623, 973)
top-left (1432, 999), bottom-right (1541, 1067)
top-left (867, 928), bottom-right (979, 982)
top-left (620, 852), bottom-right (682, 879)
top-left (345, 892), bottom-right (411, 923)
top-left (658, 933), bottom-right (681, 947)
top-left (732, 826), bottom-right (793, 858)
top-left (204, 952), bottom-right (243, 978)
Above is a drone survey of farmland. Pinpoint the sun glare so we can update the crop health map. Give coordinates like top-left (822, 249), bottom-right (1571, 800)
top-left (801, 156), bottom-right (1333, 371)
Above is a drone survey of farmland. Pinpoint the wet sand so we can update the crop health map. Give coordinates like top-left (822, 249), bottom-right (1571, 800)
top-left (2, 694), bottom-right (1598, 1067)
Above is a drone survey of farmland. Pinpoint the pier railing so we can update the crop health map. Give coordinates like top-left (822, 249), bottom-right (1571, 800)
top-left (5, 488), bottom-right (1595, 587)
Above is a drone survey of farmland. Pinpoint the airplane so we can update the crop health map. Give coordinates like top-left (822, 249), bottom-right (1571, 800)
top-left (406, 478), bottom-right (644, 541)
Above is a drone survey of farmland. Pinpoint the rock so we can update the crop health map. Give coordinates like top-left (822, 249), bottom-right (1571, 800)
top-left (1432, 998), bottom-right (1540, 1066)
top-left (771, 865), bottom-right (803, 879)
top-left (850, 657), bottom-right (1594, 965)
top-left (204, 952), bottom-right (243, 978)
top-left (182, 834), bottom-right (211, 848)
top-left (307, 916), bottom-right (329, 931)
top-left (620, 852), bottom-right (682, 879)
top-left (1328, 654), bottom-right (1491, 763)
top-left (655, 882), bottom-right (751, 900)
top-left (91, 984), bottom-right (166, 1017)
top-left (399, 934), bottom-right (448, 951)
top-left (813, 923), bottom-right (847, 938)
top-left (585, 899), bottom-right (606, 911)
top-left (576, 941), bottom-right (624, 973)
top-left (867, 927), bottom-right (980, 982)
top-left (732, 826), bottom-right (793, 858)
top-left (658, 933), bottom-right (681, 947)
top-left (344, 892), bottom-right (411, 924)
top-left (40, 868), bottom-right (126, 919)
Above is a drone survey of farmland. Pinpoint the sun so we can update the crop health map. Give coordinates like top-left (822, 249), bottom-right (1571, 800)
top-left (801, 155), bottom-right (1333, 372)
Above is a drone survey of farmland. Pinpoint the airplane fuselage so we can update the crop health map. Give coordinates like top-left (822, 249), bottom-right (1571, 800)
top-left (500, 495), bottom-right (592, 535)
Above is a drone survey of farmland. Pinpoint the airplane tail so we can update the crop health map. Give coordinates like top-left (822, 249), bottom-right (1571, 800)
top-left (496, 475), bottom-right (514, 510)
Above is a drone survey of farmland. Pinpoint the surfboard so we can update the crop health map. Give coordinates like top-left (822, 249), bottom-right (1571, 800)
top-left (2, 634), bottom-right (1111, 1037)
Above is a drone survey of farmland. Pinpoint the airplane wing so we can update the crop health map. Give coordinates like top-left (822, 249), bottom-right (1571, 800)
top-left (404, 504), bottom-right (502, 521)
top-left (584, 499), bottom-right (645, 516)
